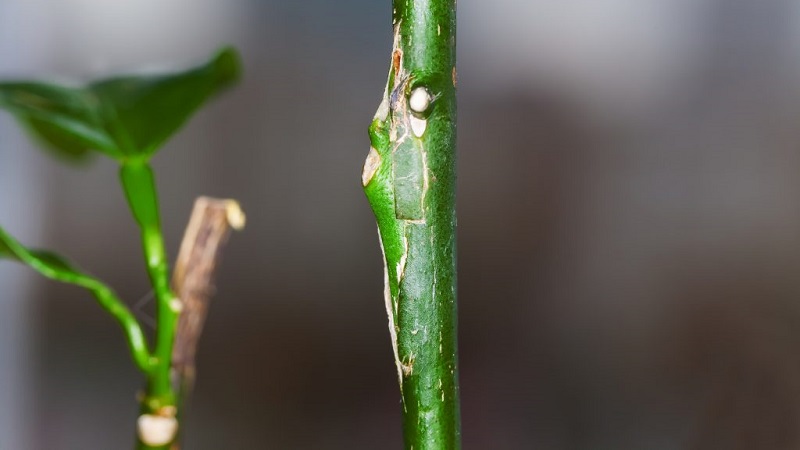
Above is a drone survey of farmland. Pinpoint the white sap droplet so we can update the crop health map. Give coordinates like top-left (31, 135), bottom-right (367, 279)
top-left (409, 87), bottom-right (430, 113)
top-left (410, 116), bottom-right (427, 137)
top-left (137, 414), bottom-right (178, 447)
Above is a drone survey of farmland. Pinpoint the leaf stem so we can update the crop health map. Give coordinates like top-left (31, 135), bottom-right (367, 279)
top-left (119, 162), bottom-right (178, 404)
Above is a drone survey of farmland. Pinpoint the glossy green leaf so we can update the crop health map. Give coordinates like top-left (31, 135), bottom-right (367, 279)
top-left (89, 47), bottom-right (240, 157)
top-left (0, 226), bottom-right (153, 373)
top-left (26, 118), bottom-right (96, 161)
top-left (0, 46), bottom-right (241, 161)
top-left (0, 81), bottom-right (116, 159)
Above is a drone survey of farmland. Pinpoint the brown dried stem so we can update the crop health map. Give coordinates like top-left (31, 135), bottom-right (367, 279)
top-left (171, 197), bottom-right (245, 403)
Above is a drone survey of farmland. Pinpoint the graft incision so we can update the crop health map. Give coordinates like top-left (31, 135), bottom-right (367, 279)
top-left (388, 51), bottom-right (428, 220)
top-left (363, 19), bottom-right (432, 400)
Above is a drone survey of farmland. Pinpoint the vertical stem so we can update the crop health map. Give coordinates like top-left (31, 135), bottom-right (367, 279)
top-left (120, 162), bottom-right (178, 403)
top-left (363, 0), bottom-right (460, 448)
top-left (120, 162), bottom-right (180, 450)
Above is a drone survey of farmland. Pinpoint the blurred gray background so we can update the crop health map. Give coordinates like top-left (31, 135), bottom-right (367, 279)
top-left (3, 0), bottom-right (800, 448)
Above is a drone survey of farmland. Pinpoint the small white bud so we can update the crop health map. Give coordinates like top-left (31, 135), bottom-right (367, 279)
top-left (409, 87), bottom-right (430, 113)
top-left (137, 414), bottom-right (178, 446)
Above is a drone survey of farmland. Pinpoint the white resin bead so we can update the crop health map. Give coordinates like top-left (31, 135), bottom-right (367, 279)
top-left (409, 87), bottom-right (430, 113)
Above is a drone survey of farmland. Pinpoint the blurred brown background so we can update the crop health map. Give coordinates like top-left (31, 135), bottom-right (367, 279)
top-left (3, 0), bottom-right (800, 448)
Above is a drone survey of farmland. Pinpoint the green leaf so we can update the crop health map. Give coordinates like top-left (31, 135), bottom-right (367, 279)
top-left (0, 46), bottom-right (241, 161)
top-left (26, 118), bottom-right (96, 161)
top-left (90, 47), bottom-right (240, 156)
top-left (0, 81), bottom-right (117, 159)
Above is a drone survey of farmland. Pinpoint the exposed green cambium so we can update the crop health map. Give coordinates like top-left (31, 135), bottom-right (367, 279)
top-left (362, 0), bottom-right (460, 448)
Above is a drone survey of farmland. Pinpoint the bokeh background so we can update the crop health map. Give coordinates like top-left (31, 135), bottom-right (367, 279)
top-left (3, 0), bottom-right (800, 448)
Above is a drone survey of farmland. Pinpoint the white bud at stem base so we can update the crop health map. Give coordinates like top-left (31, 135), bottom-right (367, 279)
top-left (137, 414), bottom-right (178, 447)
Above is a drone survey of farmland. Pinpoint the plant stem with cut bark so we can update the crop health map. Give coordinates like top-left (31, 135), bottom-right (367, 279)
top-left (362, 0), bottom-right (460, 448)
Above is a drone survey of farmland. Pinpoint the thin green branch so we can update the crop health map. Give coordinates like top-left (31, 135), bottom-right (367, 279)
top-left (0, 226), bottom-right (153, 373)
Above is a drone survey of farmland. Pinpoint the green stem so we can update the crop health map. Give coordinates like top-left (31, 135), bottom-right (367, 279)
top-left (119, 162), bottom-right (178, 406)
top-left (363, 0), bottom-right (460, 448)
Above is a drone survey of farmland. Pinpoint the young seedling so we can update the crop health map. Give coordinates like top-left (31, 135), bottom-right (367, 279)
top-left (0, 47), bottom-right (242, 449)
top-left (362, 1), bottom-right (460, 448)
